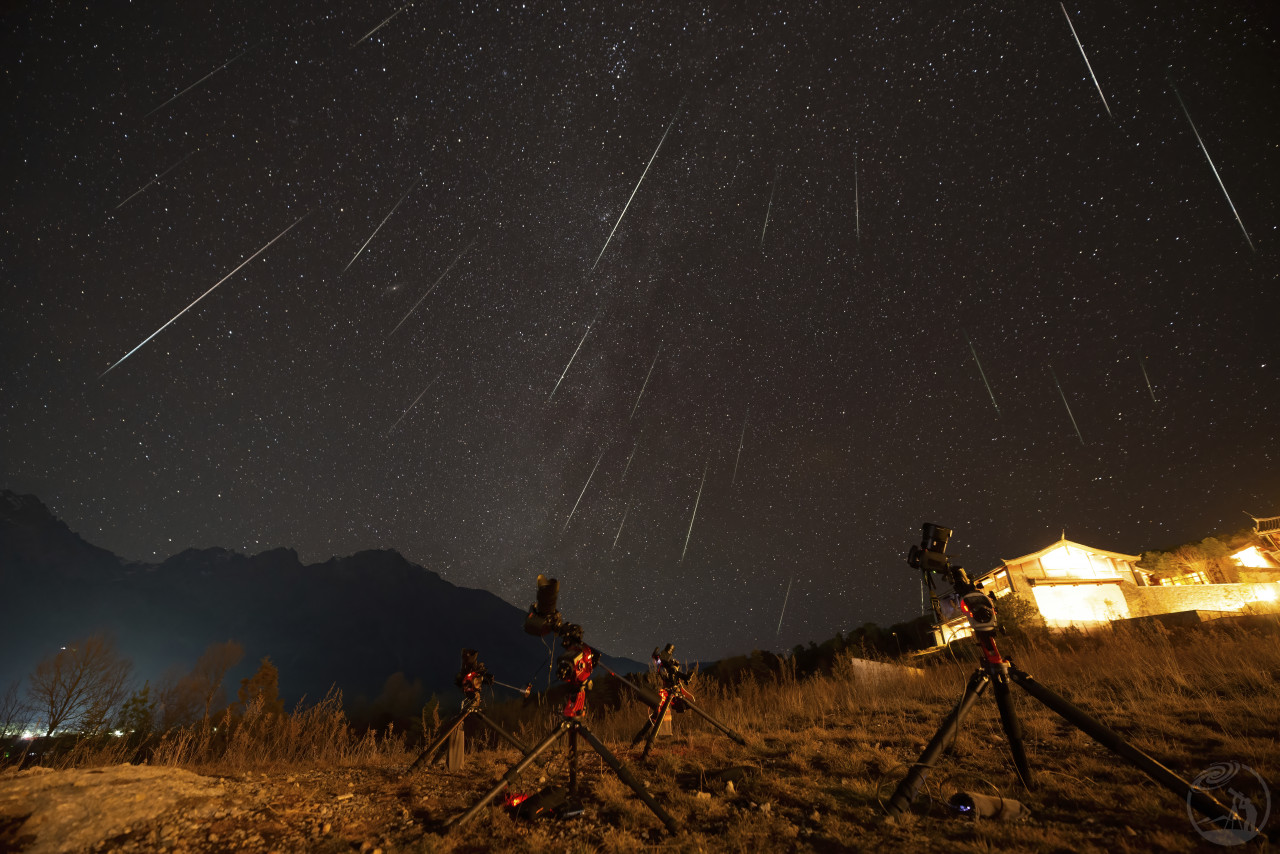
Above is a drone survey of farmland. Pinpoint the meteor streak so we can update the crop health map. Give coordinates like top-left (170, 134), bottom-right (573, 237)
top-left (731, 407), bottom-right (749, 485)
top-left (612, 503), bottom-right (630, 550)
top-left (386, 238), bottom-right (476, 339)
top-left (963, 330), bottom-right (1000, 416)
top-left (352, 2), bottom-right (413, 47)
top-left (145, 43), bottom-right (259, 118)
top-left (344, 175), bottom-right (423, 272)
top-left (853, 151), bottom-right (861, 242)
top-left (630, 347), bottom-right (660, 419)
top-left (1138, 354), bottom-right (1157, 403)
top-left (548, 317), bottom-right (595, 401)
top-left (591, 97), bottom-right (684, 273)
top-left (99, 214), bottom-right (306, 379)
top-left (760, 167), bottom-right (778, 250)
top-left (680, 460), bottom-right (708, 563)
top-left (1170, 81), bottom-right (1255, 252)
top-left (563, 448), bottom-right (606, 532)
top-left (1060, 4), bottom-right (1112, 119)
top-left (775, 576), bottom-right (793, 638)
top-left (387, 376), bottom-right (439, 433)
top-left (1049, 365), bottom-right (1085, 445)
top-left (115, 150), bottom-right (197, 209)
top-left (621, 438), bottom-right (640, 481)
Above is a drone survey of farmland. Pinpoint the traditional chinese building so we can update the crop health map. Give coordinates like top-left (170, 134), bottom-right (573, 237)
top-left (934, 523), bottom-right (1280, 643)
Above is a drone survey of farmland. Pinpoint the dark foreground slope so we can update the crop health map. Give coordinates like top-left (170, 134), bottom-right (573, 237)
top-left (2, 620), bottom-right (1276, 853)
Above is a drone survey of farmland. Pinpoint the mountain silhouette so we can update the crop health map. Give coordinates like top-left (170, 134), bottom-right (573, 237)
top-left (0, 491), bottom-right (643, 708)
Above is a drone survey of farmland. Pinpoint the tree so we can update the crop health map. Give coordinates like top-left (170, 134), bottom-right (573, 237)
top-left (236, 657), bottom-right (283, 716)
top-left (1199, 537), bottom-right (1239, 584)
top-left (26, 635), bottom-right (133, 737)
top-left (1141, 537), bottom-right (1240, 585)
top-left (157, 640), bottom-right (245, 728)
top-left (192, 640), bottom-right (244, 718)
top-left (0, 680), bottom-right (29, 739)
top-left (1138, 550), bottom-right (1177, 583)
top-left (996, 593), bottom-right (1048, 639)
top-left (352, 672), bottom-right (424, 732)
top-left (118, 682), bottom-right (157, 742)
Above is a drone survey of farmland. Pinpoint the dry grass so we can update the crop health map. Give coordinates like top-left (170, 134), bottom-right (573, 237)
top-left (14, 616), bottom-right (1279, 852)
top-left (422, 616), bottom-right (1280, 852)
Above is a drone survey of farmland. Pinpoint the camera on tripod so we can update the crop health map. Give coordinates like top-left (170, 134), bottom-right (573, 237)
top-left (652, 643), bottom-right (691, 685)
top-left (908, 523), bottom-right (996, 633)
top-left (456, 648), bottom-right (494, 698)
top-left (524, 575), bottom-right (585, 645)
top-left (907, 523), bottom-right (955, 575)
top-left (524, 574), bottom-right (595, 712)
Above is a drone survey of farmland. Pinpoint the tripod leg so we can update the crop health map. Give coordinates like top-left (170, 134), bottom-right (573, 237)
top-left (449, 721), bottom-right (569, 829)
top-left (574, 721), bottom-right (680, 834)
top-left (628, 717), bottom-right (654, 749)
top-left (1009, 665), bottom-right (1249, 827)
top-left (475, 710), bottom-right (532, 755)
top-left (886, 668), bottom-right (990, 816)
top-left (682, 699), bottom-right (748, 746)
top-left (640, 692), bottom-right (675, 760)
top-left (991, 671), bottom-right (1034, 789)
top-left (568, 725), bottom-right (579, 794)
top-left (407, 711), bottom-right (469, 776)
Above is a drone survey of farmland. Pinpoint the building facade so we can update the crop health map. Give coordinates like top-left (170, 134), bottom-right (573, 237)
top-left (934, 522), bottom-right (1280, 643)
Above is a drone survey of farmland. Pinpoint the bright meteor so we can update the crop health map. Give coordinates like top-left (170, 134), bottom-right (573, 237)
top-left (344, 175), bottom-right (423, 272)
top-left (353, 3), bottom-right (414, 47)
top-left (591, 97), bottom-right (685, 273)
top-left (548, 317), bottom-right (596, 401)
top-left (963, 330), bottom-right (1000, 416)
top-left (1060, 4), bottom-right (1112, 119)
top-left (563, 448), bottom-right (606, 533)
top-left (99, 214), bottom-right (306, 379)
top-left (145, 43), bottom-right (260, 119)
top-left (680, 460), bottom-right (708, 562)
top-left (1049, 364), bottom-right (1085, 445)
top-left (386, 238), bottom-right (476, 339)
top-left (1170, 80), bottom-right (1255, 252)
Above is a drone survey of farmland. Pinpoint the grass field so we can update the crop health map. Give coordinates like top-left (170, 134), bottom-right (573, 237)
top-left (6, 616), bottom-right (1277, 852)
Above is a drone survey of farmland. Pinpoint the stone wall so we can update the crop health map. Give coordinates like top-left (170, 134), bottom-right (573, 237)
top-left (1121, 582), bottom-right (1279, 618)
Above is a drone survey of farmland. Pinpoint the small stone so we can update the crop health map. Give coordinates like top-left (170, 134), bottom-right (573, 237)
top-left (1125, 826), bottom-right (1137, 837)
top-left (208, 834), bottom-right (219, 843)
top-left (696, 791), bottom-right (712, 801)
top-left (360, 843), bottom-right (374, 853)
top-left (725, 780), bottom-right (736, 795)
top-left (810, 809), bottom-right (820, 822)
top-left (322, 822), bottom-right (332, 834)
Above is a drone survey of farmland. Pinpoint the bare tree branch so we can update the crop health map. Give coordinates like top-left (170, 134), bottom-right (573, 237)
top-left (26, 635), bottom-right (133, 737)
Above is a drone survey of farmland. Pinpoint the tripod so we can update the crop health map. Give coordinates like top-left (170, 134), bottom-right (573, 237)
top-left (629, 644), bottom-right (747, 760)
top-left (887, 602), bottom-right (1248, 830)
top-left (406, 693), bottom-right (531, 775)
top-left (451, 638), bottom-right (679, 834)
top-left (407, 649), bottom-right (532, 776)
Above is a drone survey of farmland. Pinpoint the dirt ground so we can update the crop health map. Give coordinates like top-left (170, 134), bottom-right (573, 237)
top-left (0, 761), bottom-right (479, 854)
top-left (0, 737), bottom-right (1243, 854)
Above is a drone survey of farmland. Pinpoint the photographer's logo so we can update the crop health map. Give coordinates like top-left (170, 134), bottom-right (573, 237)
top-left (1188, 762), bottom-right (1270, 845)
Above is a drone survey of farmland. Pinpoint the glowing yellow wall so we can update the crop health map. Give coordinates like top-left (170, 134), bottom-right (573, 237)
top-left (1030, 584), bottom-right (1129, 627)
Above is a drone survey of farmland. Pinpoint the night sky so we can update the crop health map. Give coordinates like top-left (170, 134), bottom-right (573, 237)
top-left (5, 2), bottom-right (1277, 662)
